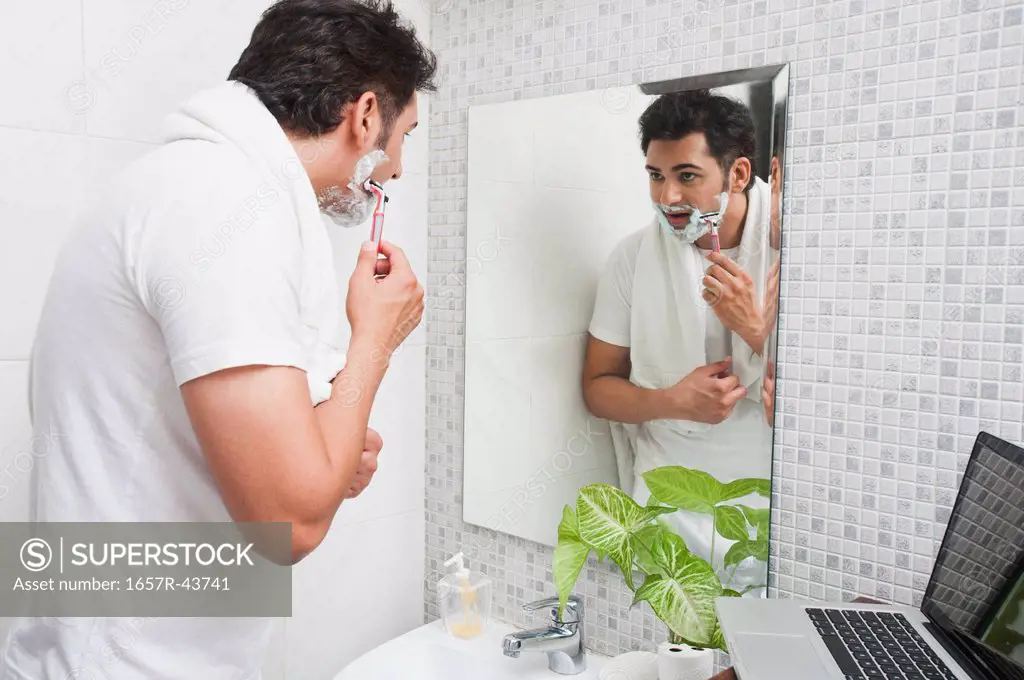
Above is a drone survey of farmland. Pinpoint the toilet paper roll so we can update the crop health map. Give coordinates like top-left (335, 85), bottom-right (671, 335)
top-left (598, 650), bottom-right (658, 680)
top-left (657, 641), bottom-right (715, 680)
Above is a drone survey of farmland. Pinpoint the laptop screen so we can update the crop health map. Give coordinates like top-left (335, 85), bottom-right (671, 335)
top-left (921, 432), bottom-right (1024, 679)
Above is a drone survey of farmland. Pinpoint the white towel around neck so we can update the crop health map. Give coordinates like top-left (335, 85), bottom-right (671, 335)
top-left (160, 81), bottom-right (346, 404)
top-left (611, 177), bottom-right (773, 494)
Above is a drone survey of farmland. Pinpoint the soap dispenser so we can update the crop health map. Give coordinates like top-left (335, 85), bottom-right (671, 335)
top-left (437, 551), bottom-right (492, 639)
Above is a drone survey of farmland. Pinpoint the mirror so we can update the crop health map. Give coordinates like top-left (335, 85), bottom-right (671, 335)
top-left (463, 65), bottom-right (789, 598)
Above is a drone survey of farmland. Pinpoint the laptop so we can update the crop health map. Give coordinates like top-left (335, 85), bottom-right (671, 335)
top-left (717, 431), bottom-right (1024, 680)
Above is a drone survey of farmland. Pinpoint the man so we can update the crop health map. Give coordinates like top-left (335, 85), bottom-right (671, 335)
top-left (1, 1), bottom-right (435, 678)
top-left (582, 89), bottom-right (773, 590)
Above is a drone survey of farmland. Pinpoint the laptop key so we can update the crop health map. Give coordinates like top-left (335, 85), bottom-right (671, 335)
top-left (821, 633), bottom-right (861, 675)
top-left (826, 610), bottom-right (847, 625)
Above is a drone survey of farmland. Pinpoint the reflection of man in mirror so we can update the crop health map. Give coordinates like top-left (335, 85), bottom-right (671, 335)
top-left (762, 154), bottom-right (783, 428)
top-left (582, 89), bottom-right (774, 592)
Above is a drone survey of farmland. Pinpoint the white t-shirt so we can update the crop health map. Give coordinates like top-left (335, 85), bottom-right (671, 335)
top-left (590, 231), bottom-right (739, 364)
top-left (0, 138), bottom-right (311, 679)
top-left (588, 231), bottom-right (771, 589)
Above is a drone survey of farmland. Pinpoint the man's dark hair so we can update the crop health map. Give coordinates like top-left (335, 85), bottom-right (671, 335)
top-left (638, 89), bottom-right (757, 191)
top-left (229, 0), bottom-right (437, 139)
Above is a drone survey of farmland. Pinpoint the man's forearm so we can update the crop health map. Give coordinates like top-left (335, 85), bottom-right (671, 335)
top-left (583, 375), bottom-right (673, 424)
top-left (315, 335), bottom-right (388, 478)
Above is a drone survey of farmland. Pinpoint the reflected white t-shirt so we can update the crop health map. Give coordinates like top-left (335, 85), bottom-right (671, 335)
top-left (588, 232), bottom-right (771, 590)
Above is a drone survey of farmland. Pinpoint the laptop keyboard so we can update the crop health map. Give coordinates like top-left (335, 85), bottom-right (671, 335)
top-left (806, 608), bottom-right (959, 680)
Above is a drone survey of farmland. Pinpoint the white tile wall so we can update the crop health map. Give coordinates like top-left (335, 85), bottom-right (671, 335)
top-left (80, 0), bottom-right (273, 142)
top-left (424, 0), bottom-right (1024, 660)
top-left (0, 1), bottom-right (85, 134)
top-left (0, 1), bottom-right (432, 676)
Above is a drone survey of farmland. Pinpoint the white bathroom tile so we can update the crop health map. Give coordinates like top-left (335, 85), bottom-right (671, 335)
top-left (532, 87), bottom-right (655, 195)
top-left (402, 94), bottom-right (431, 178)
top-left (288, 509), bottom-right (424, 679)
top-left (0, 362), bottom-right (33, 523)
top-left (468, 102), bottom-right (536, 185)
top-left (462, 338), bottom-right (533, 504)
top-left (81, 0), bottom-right (273, 142)
top-left (529, 185), bottom-right (651, 337)
top-left (464, 180), bottom-right (536, 341)
top-left (528, 334), bottom-right (618, 479)
top-left (334, 343), bottom-right (425, 527)
top-left (0, 1), bottom-right (85, 133)
top-left (0, 129), bottom-right (87, 360)
top-left (463, 466), bottom-right (619, 548)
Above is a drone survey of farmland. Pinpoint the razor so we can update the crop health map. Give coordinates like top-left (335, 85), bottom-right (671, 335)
top-left (698, 211), bottom-right (724, 253)
top-left (365, 179), bottom-right (388, 254)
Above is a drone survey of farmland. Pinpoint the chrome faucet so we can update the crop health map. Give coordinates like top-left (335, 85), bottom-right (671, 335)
top-left (501, 595), bottom-right (587, 675)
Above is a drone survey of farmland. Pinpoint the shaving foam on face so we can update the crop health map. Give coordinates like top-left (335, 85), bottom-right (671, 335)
top-left (655, 191), bottom-right (730, 243)
top-left (318, 149), bottom-right (389, 228)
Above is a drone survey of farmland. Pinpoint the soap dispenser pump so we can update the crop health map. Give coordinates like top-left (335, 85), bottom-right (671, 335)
top-left (437, 551), bottom-right (492, 639)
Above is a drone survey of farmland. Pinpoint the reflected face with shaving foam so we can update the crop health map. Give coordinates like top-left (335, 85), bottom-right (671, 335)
top-left (644, 132), bottom-right (730, 231)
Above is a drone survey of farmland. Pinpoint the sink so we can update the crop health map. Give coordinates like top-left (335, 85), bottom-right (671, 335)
top-left (333, 620), bottom-right (607, 679)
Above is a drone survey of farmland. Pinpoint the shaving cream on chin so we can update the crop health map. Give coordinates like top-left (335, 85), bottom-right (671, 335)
top-left (654, 191), bottom-right (730, 243)
top-left (319, 148), bottom-right (389, 228)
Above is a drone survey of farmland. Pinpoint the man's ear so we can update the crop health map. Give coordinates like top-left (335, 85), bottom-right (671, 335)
top-left (346, 91), bottom-right (384, 154)
top-left (770, 156), bottom-right (782, 187)
top-left (729, 157), bottom-right (753, 192)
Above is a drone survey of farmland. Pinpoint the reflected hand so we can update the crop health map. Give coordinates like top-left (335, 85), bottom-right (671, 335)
top-left (703, 252), bottom-right (763, 352)
top-left (762, 360), bottom-right (776, 428)
top-left (664, 358), bottom-right (747, 424)
top-left (347, 427), bottom-right (383, 498)
top-left (762, 257), bottom-right (780, 339)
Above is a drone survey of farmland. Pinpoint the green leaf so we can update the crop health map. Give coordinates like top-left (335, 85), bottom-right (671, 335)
top-left (757, 515), bottom-right (770, 542)
top-left (576, 484), bottom-right (674, 590)
top-left (714, 505), bottom-right (750, 542)
top-left (722, 589), bottom-right (742, 598)
top-left (711, 623), bottom-right (728, 652)
top-left (553, 506), bottom-right (590, 618)
top-left (642, 467), bottom-right (723, 515)
top-left (633, 524), bottom-right (669, 578)
top-left (736, 505), bottom-right (770, 530)
top-left (723, 540), bottom-right (769, 569)
top-left (741, 583), bottom-right (767, 595)
top-left (720, 478), bottom-right (770, 501)
top-left (632, 536), bottom-right (723, 647)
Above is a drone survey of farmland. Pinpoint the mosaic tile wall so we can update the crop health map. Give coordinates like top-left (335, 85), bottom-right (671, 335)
top-left (423, 0), bottom-right (1024, 658)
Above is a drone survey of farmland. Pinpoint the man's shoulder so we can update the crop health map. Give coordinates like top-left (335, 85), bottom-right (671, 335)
top-left (608, 223), bottom-right (654, 269)
top-left (125, 141), bottom-right (272, 207)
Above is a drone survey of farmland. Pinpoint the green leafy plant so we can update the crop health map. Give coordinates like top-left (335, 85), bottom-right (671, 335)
top-left (553, 466), bottom-right (770, 651)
